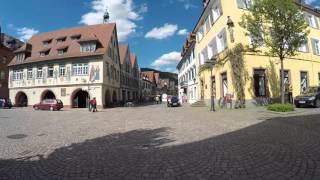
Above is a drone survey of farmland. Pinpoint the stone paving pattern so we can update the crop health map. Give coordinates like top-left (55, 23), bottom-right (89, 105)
top-left (0, 105), bottom-right (320, 179)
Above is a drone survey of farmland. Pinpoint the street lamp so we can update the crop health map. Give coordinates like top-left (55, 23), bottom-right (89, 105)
top-left (205, 57), bottom-right (216, 111)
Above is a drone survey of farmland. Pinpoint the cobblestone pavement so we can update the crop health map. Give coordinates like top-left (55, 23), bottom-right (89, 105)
top-left (1, 104), bottom-right (320, 180)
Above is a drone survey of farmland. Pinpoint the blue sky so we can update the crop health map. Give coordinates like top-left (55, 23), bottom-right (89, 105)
top-left (1, 0), bottom-right (319, 73)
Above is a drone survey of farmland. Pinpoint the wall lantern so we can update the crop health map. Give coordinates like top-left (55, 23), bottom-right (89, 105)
top-left (227, 16), bottom-right (235, 43)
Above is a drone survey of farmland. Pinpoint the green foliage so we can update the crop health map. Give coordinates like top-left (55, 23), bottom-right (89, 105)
top-left (267, 103), bottom-right (295, 112)
top-left (227, 44), bottom-right (247, 108)
top-left (239, 0), bottom-right (309, 104)
top-left (239, 0), bottom-right (309, 58)
top-left (266, 60), bottom-right (280, 98)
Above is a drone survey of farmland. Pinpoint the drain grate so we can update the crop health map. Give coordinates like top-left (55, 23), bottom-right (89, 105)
top-left (7, 134), bottom-right (28, 139)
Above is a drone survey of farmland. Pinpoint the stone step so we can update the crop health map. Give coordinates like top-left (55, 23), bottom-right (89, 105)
top-left (190, 100), bottom-right (207, 107)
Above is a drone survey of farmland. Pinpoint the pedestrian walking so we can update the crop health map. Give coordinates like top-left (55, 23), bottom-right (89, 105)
top-left (90, 97), bottom-right (97, 112)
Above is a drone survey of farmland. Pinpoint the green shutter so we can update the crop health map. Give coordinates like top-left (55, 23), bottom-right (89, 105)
top-left (237, 0), bottom-right (245, 9)
top-left (311, 38), bottom-right (317, 55)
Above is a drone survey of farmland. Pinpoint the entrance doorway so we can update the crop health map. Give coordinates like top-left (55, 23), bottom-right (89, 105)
top-left (253, 69), bottom-right (267, 97)
top-left (72, 90), bottom-right (89, 108)
top-left (221, 73), bottom-right (228, 97)
top-left (41, 90), bottom-right (56, 100)
top-left (112, 91), bottom-right (117, 104)
top-left (15, 92), bottom-right (28, 107)
top-left (105, 90), bottom-right (111, 107)
top-left (200, 79), bottom-right (204, 100)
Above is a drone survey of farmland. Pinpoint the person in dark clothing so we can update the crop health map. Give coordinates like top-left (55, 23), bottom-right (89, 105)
top-left (90, 97), bottom-right (97, 112)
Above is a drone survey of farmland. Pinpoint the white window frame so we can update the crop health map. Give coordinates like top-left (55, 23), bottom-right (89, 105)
top-left (27, 68), bottom-right (33, 79)
top-left (16, 53), bottom-right (24, 61)
top-left (47, 65), bottom-right (54, 78)
top-left (72, 63), bottom-right (88, 76)
top-left (37, 67), bottom-right (43, 79)
top-left (58, 49), bottom-right (64, 55)
top-left (80, 42), bottom-right (96, 53)
top-left (315, 39), bottom-right (320, 55)
top-left (307, 14), bottom-right (318, 28)
top-left (59, 65), bottom-right (66, 77)
top-left (13, 69), bottom-right (23, 81)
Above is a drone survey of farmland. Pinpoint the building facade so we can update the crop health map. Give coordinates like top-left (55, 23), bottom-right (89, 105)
top-left (0, 30), bottom-right (23, 99)
top-left (119, 44), bottom-right (140, 103)
top-left (187, 0), bottom-right (320, 107)
top-left (8, 24), bottom-right (121, 108)
top-left (177, 34), bottom-right (198, 104)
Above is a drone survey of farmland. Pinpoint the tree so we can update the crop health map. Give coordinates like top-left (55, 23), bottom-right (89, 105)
top-left (240, 0), bottom-right (309, 104)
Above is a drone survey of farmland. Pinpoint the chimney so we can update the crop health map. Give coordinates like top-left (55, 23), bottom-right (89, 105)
top-left (203, 0), bottom-right (210, 8)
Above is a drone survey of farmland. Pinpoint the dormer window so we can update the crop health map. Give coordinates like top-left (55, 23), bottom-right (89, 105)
top-left (43, 39), bottom-right (52, 46)
top-left (80, 42), bottom-right (96, 53)
top-left (71, 34), bottom-right (81, 41)
top-left (16, 53), bottom-right (25, 62)
top-left (56, 37), bottom-right (67, 43)
top-left (57, 46), bottom-right (68, 55)
top-left (39, 48), bottom-right (51, 57)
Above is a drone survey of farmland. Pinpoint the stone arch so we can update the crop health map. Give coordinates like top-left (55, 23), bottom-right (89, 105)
top-left (41, 90), bottom-right (56, 101)
top-left (15, 91), bottom-right (28, 107)
top-left (71, 88), bottom-right (90, 108)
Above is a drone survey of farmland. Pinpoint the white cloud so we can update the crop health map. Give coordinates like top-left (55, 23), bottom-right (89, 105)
top-left (16, 27), bottom-right (39, 42)
top-left (177, 29), bottom-right (188, 36)
top-left (151, 51), bottom-right (181, 68)
top-left (304, 0), bottom-right (316, 4)
top-left (145, 23), bottom-right (178, 40)
top-left (177, 0), bottom-right (197, 10)
top-left (80, 0), bottom-right (146, 42)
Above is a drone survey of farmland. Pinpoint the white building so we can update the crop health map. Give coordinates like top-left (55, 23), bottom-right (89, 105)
top-left (8, 24), bottom-right (121, 108)
top-left (177, 34), bottom-right (198, 104)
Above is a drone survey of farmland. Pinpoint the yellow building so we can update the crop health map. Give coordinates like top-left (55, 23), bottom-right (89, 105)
top-left (192, 0), bottom-right (320, 107)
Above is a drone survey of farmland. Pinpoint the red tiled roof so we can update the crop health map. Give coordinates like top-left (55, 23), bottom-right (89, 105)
top-left (9, 23), bottom-right (116, 66)
top-left (142, 71), bottom-right (155, 82)
top-left (154, 73), bottom-right (160, 83)
top-left (119, 44), bottom-right (129, 64)
top-left (130, 53), bottom-right (137, 68)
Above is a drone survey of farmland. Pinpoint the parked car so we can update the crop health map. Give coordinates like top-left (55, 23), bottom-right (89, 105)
top-left (33, 99), bottom-right (63, 111)
top-left (294, 86), bottom-right (320, 108)
top-left (0, 98), bottom-right (12, 109)
top-left (167, 96), bottom-right (180, 107)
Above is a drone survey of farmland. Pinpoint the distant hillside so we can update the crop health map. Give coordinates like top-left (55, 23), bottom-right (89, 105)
top-left (141, 68), bottom-right (178, 83)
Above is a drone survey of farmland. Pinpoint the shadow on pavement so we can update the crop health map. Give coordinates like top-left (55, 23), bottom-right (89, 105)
top-left (1, 115), bottom-right (320, 179)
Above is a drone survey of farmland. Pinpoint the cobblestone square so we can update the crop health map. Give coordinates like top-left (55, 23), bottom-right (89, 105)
top-left (1, 105), bottom-right (320, 179)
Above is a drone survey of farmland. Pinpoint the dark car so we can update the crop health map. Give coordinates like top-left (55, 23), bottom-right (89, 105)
top-left (33, 99), bottom-right (63, 111)
top-left (167, 96), bottom-right (180, 107)
top-left (0, 98), bottom-right (12, 109)
top-left (294, 86), bottom-right (320, 108)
